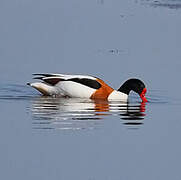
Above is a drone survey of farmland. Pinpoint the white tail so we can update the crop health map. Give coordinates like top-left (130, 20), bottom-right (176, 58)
top-left (27, 82), bottom-right (58, 96)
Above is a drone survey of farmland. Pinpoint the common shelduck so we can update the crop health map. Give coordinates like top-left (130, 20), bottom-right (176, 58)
top-left (27, 73), bottom-right (148, 102)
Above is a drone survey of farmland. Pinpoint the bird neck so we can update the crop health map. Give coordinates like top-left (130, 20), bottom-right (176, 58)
top-left (117, 79), bottom-right (142, 95)
top-left (118, 81), bottom-right (132, 95)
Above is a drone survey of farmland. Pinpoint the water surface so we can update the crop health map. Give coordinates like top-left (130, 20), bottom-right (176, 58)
top-left (0, 0), bottom-right (181, 179)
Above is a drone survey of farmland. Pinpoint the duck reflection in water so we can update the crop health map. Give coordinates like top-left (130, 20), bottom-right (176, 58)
top-left (30, 97), bottom-right (146, 130)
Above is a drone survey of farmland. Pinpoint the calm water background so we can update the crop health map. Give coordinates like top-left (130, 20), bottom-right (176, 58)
top-left (1, 0), bottom-right (181, 179)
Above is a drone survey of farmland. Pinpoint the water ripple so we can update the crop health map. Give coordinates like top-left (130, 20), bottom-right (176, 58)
top-left (2, 83), bottom-right (173, 131)
top-left (29, 97), bottom-right (146, 130)
top-left (140, 0), bottom-right (181, 9)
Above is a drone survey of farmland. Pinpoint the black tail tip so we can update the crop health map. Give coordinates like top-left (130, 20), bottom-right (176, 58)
top-left (27, 82), bottom-right (31, 86)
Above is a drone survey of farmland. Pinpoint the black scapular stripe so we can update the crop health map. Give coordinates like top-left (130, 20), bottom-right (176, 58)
top-left (43, 78), bottom-right (63, 85)
top-left (69, 78), bottom-right (101, 89)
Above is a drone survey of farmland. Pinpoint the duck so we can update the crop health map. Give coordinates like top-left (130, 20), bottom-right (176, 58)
top-left (27, 73), bottom-right (148, 102)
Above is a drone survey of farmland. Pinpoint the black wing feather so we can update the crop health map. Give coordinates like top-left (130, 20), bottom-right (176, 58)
top-left (32, 73), bottom-right (59, 77)
top-left (68, 78), bottom-right (101, 89)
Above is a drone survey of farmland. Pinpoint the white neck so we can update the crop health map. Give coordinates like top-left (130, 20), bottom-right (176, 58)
top-left (108, 90), bottom-right (128, 101)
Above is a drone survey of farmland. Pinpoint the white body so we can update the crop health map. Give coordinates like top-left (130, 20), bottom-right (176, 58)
top-left (55, 81), bottom-right (96, 98)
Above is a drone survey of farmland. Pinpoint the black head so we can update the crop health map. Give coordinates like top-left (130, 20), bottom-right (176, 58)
top-left (118, 78), bottom-right (148, 102)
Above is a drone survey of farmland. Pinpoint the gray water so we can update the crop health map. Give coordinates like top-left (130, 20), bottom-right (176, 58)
top-left (1, 0), bottom-right (181, 179)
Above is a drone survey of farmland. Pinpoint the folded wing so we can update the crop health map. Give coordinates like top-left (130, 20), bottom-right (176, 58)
top-left (33, 73), bottom-right (101, 90)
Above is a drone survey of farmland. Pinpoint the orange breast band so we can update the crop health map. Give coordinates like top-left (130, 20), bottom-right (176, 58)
top-left (90, 79), bottom-right (114, 99)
